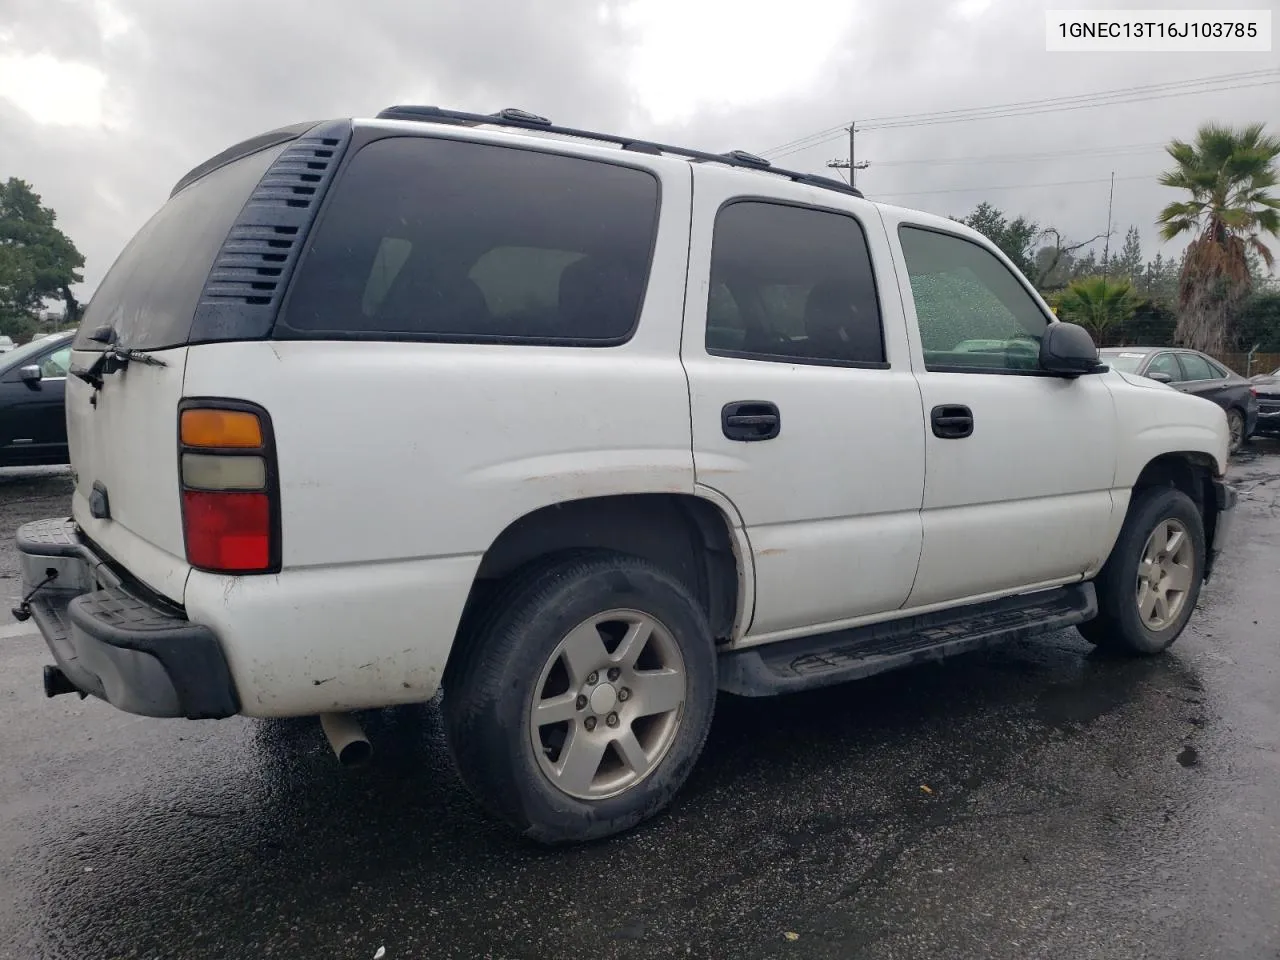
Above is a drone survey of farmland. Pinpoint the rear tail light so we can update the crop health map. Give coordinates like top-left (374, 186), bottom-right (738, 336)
top-left (1250, 387), bottom-right (1258, 397)
top-left (178, 402), bottom-right (279, 574)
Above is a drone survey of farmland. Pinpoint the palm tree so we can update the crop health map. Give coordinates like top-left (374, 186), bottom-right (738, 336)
top-left (1054, 275), bottom-right (1137, 345)
top-left (1157, 123), bottom-right (1280, 353)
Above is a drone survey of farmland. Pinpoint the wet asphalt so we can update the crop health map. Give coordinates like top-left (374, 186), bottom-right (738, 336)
top-left (0, 456), bottom-right (1277, 960)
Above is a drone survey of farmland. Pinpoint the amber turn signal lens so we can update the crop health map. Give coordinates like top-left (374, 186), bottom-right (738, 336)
top-left (180, 409), bottom-right (263, 449)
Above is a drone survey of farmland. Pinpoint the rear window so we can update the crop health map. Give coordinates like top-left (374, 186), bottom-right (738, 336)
top-left (276, 136), bottom-right (660, 344)
top-left (74, 144), bottom-right (287, 352)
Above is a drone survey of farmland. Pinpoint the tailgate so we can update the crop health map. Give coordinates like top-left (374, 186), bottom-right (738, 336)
top-left (66, 350), bottom-right (191, 602)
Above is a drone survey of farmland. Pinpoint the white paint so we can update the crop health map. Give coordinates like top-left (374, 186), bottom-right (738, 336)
top-left (33, 119), bottom-right (1234, 718)
top-left (681, 167), bottom-right (927, 637)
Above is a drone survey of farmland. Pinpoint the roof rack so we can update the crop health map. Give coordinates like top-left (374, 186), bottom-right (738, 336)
top-left (374, 105), bottom-right (865, 200)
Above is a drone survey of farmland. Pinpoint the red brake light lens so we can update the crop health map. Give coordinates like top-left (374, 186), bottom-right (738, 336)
top-left (182, 491), bottom-right (271, 572)
top-left (178, 402), bottom-right (278, 574)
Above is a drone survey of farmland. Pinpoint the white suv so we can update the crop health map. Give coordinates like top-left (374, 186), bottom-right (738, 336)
top-left (15, 107), bottom-right (1236, 843)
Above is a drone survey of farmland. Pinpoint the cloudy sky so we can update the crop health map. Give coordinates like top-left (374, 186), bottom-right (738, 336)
top-left (1, 0), bottom-right (1277, 299)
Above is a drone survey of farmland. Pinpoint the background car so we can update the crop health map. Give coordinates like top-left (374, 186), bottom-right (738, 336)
top-left (0, 331), bottom-right (74, 466)
top-left (1100, 346), bottom-right (1258, 453)
top-left (1248, 365), bottom-right (1280, 437)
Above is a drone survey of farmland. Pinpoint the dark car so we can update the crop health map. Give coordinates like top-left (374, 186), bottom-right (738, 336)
top-left (1248, 366), bottom-right (1280, 437)
top-left (0, 331), bottom-right (75, 466)
top-left (1100, 346), bottom-right (1258, 453)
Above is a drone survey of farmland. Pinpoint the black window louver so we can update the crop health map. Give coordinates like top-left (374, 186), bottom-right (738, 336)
top-left (188, 120), bottom-right (352, 343)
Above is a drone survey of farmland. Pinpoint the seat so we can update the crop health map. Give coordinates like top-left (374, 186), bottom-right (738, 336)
top-left (803, 281), bottom-right (882, 363)
top-left (378, 263), bottom-right (492, 335)
top-left (557, 256), bottom-right (646, 340)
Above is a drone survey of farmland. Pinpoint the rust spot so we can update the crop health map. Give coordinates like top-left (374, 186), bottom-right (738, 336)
top-left (757, 548), bottom-right (786, 557)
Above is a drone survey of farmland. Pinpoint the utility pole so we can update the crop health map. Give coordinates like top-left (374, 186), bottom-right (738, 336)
top-left (826, 123), bottom-right (870, 187)
top-left (1102, 170), bottom-right (1115, 279)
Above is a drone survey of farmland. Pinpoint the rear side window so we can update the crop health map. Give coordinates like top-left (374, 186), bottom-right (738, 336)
top-left (277, 137), bottom-right (660, 344)
top-left (706, 201), bottom-right (885, 366)
top-left (1179, 353), bottom-right (1218, 381)
top-left (74, 144), bottom-right (287, 352)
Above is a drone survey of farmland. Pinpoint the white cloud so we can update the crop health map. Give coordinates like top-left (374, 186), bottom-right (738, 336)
top-left (622, 0), bottom-right (859, 124)
top-left (0, 52), bottom-right (107, 128)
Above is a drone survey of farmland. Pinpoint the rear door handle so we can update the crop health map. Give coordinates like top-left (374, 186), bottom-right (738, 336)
top-left (722, 401), bottom-right (781, 441)
top-left (931, 404), bottom-right (973, 439)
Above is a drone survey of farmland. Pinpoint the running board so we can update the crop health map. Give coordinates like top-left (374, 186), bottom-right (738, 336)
top-left (718, 583), bottom-right (1097, 697)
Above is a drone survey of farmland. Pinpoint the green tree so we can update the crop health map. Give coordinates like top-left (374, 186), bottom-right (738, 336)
top-left (1157, 122), bottom-right (1280, 352)
top-left (952, 202), bottom-right (1040, 277)
top-left (1233, 291), bottom-right (1280, 351)
top-left (1055, 275), bottom-right (1138, 345)
top-left (1116, 226), bottom-right (1143, 286)
top-left (0, 178), bottom-right (84, 338)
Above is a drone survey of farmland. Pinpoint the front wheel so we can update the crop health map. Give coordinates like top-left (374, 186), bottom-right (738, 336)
top-left (443, 551), bottom-right (716, 844)
top-left (1078, 486), bottom-right (1205, 655)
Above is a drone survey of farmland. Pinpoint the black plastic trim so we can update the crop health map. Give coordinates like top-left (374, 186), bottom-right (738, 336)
top-left (719, 583), bottom-right (1097, 696)
top-left (374, 104), bottom-right (864, 199)
top-left (171, 121), bottom-right (321, 198)
top-left (176, 398), bottom-right (283, 575)
top-left (270, 129), bottom-right (662, 349)
top-left (186, 119), bottom-right (353, 345)
top-left (65, 587), bottom-right (239, 718)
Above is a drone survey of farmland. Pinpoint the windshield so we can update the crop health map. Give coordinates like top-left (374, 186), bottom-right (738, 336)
top-left (1101, 351), bottom-right (1148, 373)
top-left (0, 336), bottom-right (65, 372)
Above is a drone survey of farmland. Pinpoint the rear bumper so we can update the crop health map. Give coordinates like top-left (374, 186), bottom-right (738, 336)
top-left (1255, 403), bottom-right (1280, 433)
top-left (1206, 478), bottom-right (1237, 581)
top-left (14, 518), bottom-right (239, 719)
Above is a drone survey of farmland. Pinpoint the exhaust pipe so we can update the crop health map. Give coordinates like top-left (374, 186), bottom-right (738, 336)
top-left (319, 712), bottom-right (372, 766)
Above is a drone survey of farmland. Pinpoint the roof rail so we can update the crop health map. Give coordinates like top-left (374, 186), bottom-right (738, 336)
top-left (374, 105), bottom-right (865, 200)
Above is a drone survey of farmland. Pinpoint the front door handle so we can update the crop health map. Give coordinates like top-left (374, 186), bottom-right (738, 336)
top-left (722, 401), bottom-right (781, 441)
top-left (931, 404), bottom-right (973, 439)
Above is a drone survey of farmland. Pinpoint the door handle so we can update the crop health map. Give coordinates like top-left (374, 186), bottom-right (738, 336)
top-left (931, 404), bottom-right (973, 439)
top-left (722, 401), bottom-right (781, 441)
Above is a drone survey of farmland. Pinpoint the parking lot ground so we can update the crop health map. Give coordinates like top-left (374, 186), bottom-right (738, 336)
top-left (0, 455), bottom-right (1277, 960)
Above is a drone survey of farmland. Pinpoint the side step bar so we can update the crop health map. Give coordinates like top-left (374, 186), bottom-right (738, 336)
top-left (718, 583), bottom-right (1097, 697)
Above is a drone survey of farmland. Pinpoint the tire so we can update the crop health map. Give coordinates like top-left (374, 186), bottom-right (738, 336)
top-left (443, 550), bottom-right (716, 844)
top-left (1078, 486), bottom-right (1205, 656)
top-left (1227, 408), bottom-right (1245, 454)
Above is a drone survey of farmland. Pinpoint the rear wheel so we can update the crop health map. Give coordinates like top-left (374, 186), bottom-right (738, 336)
top-left (1078, 486), bottom-right (1204, 655)
top-left (443, 551), bottom-right (716, 844)
top-left (1227, 408), bottom-right (1245, 453)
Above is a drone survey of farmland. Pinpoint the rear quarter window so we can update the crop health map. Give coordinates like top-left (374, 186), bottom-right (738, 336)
top-left (74, 143), bottom-right (287, 352)
top-left (276, 136), bottom-right (661, 345)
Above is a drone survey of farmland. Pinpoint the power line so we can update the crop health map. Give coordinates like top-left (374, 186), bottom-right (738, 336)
top-left (760, 68), bottom-right (1280, 159)
top-left (874, 172), bottom-right (1154, 200)
top-left (859, 78), bottom-right (1280, 132)
top-left (859, 68), bottom-right (1279, 127)
top-left (871, 140), bottom-right (1168, 168)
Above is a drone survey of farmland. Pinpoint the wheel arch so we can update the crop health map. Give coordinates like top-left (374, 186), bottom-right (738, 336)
top-left (1128, 451), bottom-right (1222, 571)
top-left (450, 493), bottom-right (750, 668)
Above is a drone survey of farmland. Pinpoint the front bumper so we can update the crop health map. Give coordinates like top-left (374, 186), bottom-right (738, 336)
top-left (1206, 477), bottom-right (1237, 581)
top-left (14, 518), bottom-right (238, 719)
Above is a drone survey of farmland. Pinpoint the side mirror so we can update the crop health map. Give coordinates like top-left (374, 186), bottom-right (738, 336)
top-left (1147, 371), bottom-right (1174, 384)
top-left (18, 365), bottom-right (42, 385)
top-left (1039, 321), bottom-right (1103, 377)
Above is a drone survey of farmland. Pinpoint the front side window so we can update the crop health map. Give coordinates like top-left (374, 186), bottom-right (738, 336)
top-left (40, 347), bottom-right (71, 378)
top-left (706, 201), bottom-right (886, 366)
top-left (1147, 352), bottom-right (1182, 379)
top-left (279, 137), bottom-right (660, 344)
top-left (898, 225), bottom-right (1049, 373)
